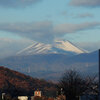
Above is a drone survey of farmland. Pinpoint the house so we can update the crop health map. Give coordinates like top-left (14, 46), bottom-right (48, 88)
top-left (34, 90), bottom-right (41, 97)
top-left (18, 96), bottom-right (28, 100)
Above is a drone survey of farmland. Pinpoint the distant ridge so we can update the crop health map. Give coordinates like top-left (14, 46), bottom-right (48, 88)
top-left (0, 51), bottom-right (98, 81)
top-left (17, 40), bottom-right (87, 56)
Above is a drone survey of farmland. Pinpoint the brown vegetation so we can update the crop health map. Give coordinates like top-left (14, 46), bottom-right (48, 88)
top-left (0, 66), bottom-right (56, 97)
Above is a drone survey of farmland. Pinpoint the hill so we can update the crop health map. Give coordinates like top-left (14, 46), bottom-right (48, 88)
top-left (0, 66), bottom-right (56, 97)
top-left (0, 51), bottom-right (98, 81)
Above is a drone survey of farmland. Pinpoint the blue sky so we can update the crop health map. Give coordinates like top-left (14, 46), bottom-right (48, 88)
top-left (0, 0), bottom-right (100, 57)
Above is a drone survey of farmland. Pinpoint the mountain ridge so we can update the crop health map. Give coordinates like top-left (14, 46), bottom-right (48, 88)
top-left (16, 40), bottom-right (87, 56)
top-left (0, 66), bottom-right (56, 96)
top-left (0, 51), bottom-right (98, 81)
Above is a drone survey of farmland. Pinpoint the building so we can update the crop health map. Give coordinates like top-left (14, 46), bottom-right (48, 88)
top-left (34, 90), bottom-right (41, 97)
top-left (18, 96), bottom-right (28, 100)
top-left (2, 93), bottom-right (6, 100)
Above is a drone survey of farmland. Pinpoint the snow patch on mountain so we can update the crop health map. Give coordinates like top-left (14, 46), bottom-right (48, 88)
top-left (54, 40), bottom-right (87, 54)
top-left (17, 42), bottom-right (54, 55)
top-left (17, 40), bottom-right (87, 56)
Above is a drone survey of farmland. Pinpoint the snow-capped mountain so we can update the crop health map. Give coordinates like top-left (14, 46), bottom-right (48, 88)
top-left (17, 40), bottom-right (87, 56)
top-left (54, 40), bottom-right (87, 54)
top-left (17, 42), bottom-right (56, 55)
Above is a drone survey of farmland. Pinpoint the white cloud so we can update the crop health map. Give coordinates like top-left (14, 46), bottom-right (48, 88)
top-left (0, 21), bottom-right (54, 43)
top-left (54, 22), bottom-right (100, 34)
top-left (0, 21), bottom-right (100, 43)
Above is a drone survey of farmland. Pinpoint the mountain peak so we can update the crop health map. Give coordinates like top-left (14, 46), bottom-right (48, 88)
top-left (17, 42), bottom-right (53, 55)
top-left (54, 40), bottom-right (87, 54)
top-left (17, 40), bottom-right (87, 56)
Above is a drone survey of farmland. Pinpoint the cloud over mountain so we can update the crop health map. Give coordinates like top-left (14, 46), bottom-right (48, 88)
top-left (0, 0), bottom-right (42, 8)
top-left (54, 22), bottom-right (100, 33)
top-left (0, 21), bottom-right (100, 43)
top-left (70, 0), bottom-right (100, 7)
top-left (0, 21), bottom-right (54, 43)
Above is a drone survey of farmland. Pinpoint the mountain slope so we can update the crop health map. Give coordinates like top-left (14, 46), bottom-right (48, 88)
top-left (0, 51), bottom-right (98, 81)
top-left (17, 42), bottom-right (53, 55)
top-left (17, 40), bottom-right (86, 56)
top-left (54, 40), bottom-right (87, 54)
top-left (0, 66), bottom-right (56, 96)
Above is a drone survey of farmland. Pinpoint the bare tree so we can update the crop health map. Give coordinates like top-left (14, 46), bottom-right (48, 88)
top-left (57, 70), bottom-right (98, 100)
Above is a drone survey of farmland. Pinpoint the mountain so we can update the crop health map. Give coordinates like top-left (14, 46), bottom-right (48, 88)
top-left (0, 40), bottom-right (98, 81)
top-left (17, 40), bottom-right (86, 56)
top-left (0, 51), bottom-right (98, 81)
top-left (0, 66), bottom-right (56, 96)
top-left (0, 54), bottom-right (69, 80)
top-left (54, 40), bottom-right (87, 54)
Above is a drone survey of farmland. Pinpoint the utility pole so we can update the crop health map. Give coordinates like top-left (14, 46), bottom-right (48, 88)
top-left (99, 49), bottom-right (100, 100)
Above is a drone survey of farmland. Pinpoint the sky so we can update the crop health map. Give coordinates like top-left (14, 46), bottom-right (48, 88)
top-left (0, 0), bottom-right (100, 58)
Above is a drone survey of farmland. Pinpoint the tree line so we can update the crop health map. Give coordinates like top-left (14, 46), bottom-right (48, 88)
top-left (57, 70), bottom-right (98, 100)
